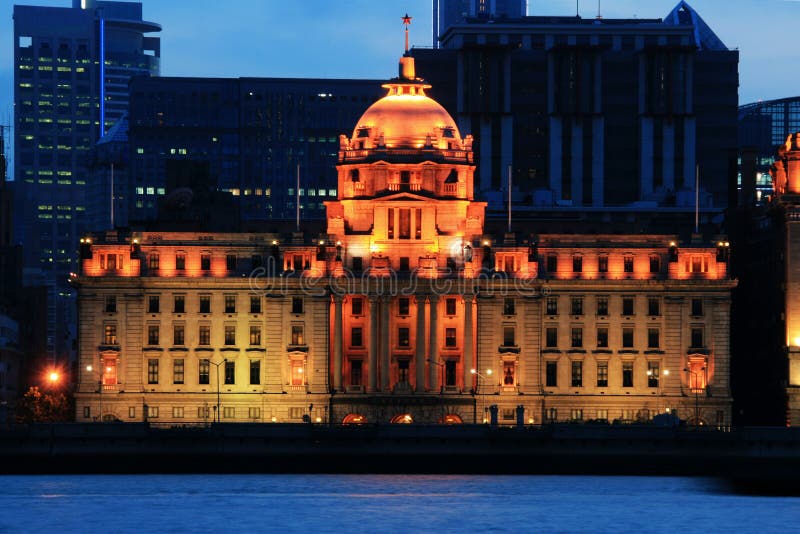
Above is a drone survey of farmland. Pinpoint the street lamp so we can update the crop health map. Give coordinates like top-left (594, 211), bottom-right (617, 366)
top-left (684, 366), bottom-right (706, 427)
top-left (470, 368), bottom-right (493, 423)
top-left (210, 359), bottom-right (228, 423)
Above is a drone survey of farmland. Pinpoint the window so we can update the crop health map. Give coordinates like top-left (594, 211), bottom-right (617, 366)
top-left (398, 208), bottom-right (411, 239)
top-left (148, 295), bottom-right (159, 313)
top-left (415, 209), bottom-right (422, 240)
top-left (623, 256), bottom-right (634, 273)
top-left (445, 327), bottom-right (456, 348)
top-left (570, 409), bottom-right (583, 421)
top-left (250, 360), bottom-right (261, 385)
top-left (223, 407), bottom-right (235, 419)
top-left (250, 296), bottom-right (261, 313)
top-left (199, 295), bottom-right (211, 314)
top-left (622, 296), bottom-right (634, 316)
top-left (148, 253), bottom-right (159, 270)
top-left (648, 361), bottom-right (660, 388)
top-left (291, 297), bottom-right (303, 314)
top-left (147, 359), bottom-right (159, 384)
top-left (445, 360), bottom-right (457, 387)
top-left (398, 327), bottom-right (410, 347)
top-left (249, 407), bottom-right (261, 420)
top-left (291, 360), bottom-right (304, 385)
top-left (596, 296), bottom-right (608, 316)
top-left (291, 325), bottom-right (304, 345)
top-left (647, 297), bottom-right (660, 316)
top-left (226, 254), bottom-right (237, 271)
top-left (547, 408), bottom-right (558, 422)
top-left (173, 359), bottom-right (184, 384)
top-left (571, 327), bottom-right (583, 348)
top-left (691, 298), bottom-right (703, 316)
top-left (103, 324), bottom-right (117, 345)
top-left (398, 297), bottom-right (410, 316)
top-left (397, 359), bottom-right (410, 385)
top-left (622, 327), bottom-right (634, 348)
top-left (649, 255), bottom-right (661, 273)
top-left (691, 327), bottom-right (704, 348)
top-left (445, 298), bottom-right (456, 316)
top-left (107, 254), bottom-right (117, 270)
top-left (388, 207), bottom-right (395, 239)
top-left (503, 298), bottom-right (515, 315)
top-left (596, 327), bottom-right (609, 348)
top-left (148, 406), bottom-right (159, 418)
top-left (199, 359), bottom-right (210, 385)
top-left (197, 406), bottom-right (210, 419)
top-left (596, 409), bottom-right (608, 422)
top-left (250, 325), bottom-right (262, 346)
top-left (399, 257), bottom-right (410, 272)
top-left (224, 325), bottom-right (236, 345)
top-left (503, 361), bottom-right (515, 386)
top-left (224, 294), bottom-right (236, 313)
top-left (201, 254), bottom-right (211, 271)
top-left (175, 253), bottom-right (185, 271)
top-left (351, 327), bottom-right (363, 347)
top-left (351, 297), bottom-right (363, 316)
top-left (570, 296), bottom-right (583, 316)
top-left (571, 361), bottom-right (583, 387)
top-left (503, 326), bottom-right (515, 346)
top-left (546, 254), bottom-right (557, 272)
top-left (546, 297), bottom-right (558, 315)
top-left (174, 295), bottom-right (185, 313)
top-left (350, 360), bottom-right (363, 386)
top-left (147, 325), bottom-right (159, 345)
top-left (173, 324), bottom-right (185, 346)
top-left (648, 328), bottom-right (660, 349)
top-left (105, 296), bottom-right (116, 313)
top-left (622, 362), bottom-right (634, 387)
top-left (199, 325), bottom-right (210, 345)
top-left (224, 361), bottom-right (235, 384)
top-left (597, 361), bottom-right (608, 387)
top-left (352, 257), bottom-right (363, 272)
top-left (545, 327), bottom-right (558, 348)
top-left (545, 361), bottom-right (558, 387)
top-left (572, 255), bottom-right (582, 273)
top-left (598, 255), bottom-right (608, 273)
top-left (172, 407), bottom-right (184, 418)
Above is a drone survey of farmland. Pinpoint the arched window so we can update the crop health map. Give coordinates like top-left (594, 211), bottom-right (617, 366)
top-left (342, 413), bottom-right (367, 424)
top-left (390, 413), bottom-right (413, 424)
top-left (442, 414), bottom-right (463, 424)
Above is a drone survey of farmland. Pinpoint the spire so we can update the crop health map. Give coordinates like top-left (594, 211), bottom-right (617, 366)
top-left (402, 13), bottom-right (412, 53)
top-left (398, 14), bottom-right (416, 81)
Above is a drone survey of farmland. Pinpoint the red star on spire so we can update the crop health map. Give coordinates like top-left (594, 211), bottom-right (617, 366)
top-left (402, 13), bottom-right (412, 26)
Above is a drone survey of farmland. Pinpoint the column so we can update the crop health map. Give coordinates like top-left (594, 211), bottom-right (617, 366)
top-left (415, 295), bottom-right (426, 392)
top-left (429, 296), bottom-right (439, 391)
top-left (463, 294), bottom-right (474, 390)
top-left (333, 296), bottom-right (343, 392)
top-left (368, 296), bottom-right (378, 392)
top-left (380, 297), bottom-right (391, 391)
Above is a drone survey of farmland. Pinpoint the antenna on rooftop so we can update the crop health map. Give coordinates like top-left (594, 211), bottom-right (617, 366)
top-left (597, 0), bottom-right (602, 20)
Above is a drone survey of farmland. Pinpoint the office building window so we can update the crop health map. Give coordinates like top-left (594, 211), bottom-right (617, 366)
top-left (622, 296), bottom-right (634, 316)
top-left (147, 325), bottom-right (159, 345)
top-left (224, 361), bottom-right (235, 384)
top-left (596, 296), bottom-right (608, 316)
top-left (546, 296), bottom-right (558, 315)
top-left (291, 325), bottom-right (304, 345)
top-left (691, 327), bottom-right (704, 348)
top-left (148, 295), bottom-right (159, 313)
top-left (597, 361), bottom-right (608, 387)
top-left (174, 295), bottom-right (185, 314)
top-left (173, 359), bottom-right (184, 384)
top-left (292, 297), bottom-right (304, 314)
top-left (445, 327), bottom-right (456, 348)
top-left (250, 296), bottom-right (261, 313)
top-left (398, 297), bottom-right (410, 316)
top-left (598, 255), bottom-right (608, 273)
top-left (173, 324), bottom-right (185, 346)
top-left (351, 297), bottom-right (363, 316)
top-left (224, 325), bottom-right (236, 345)
top-left (147, 359), bottom-right (158, 384)
top-left (199, 325), bottom-right (210, 345)
top-left (622, 327), bottom-right (634, 348)
top-left (199, 295), bottom-right (211, 314)
top-left (572, 255), bottom-right (582, 273)
top-left (571, 361), bottom-right (583, 387)
top-left (503, 298), bottom-right (515, 315)
top-left (503, 326), bottom-right (515, 347)
top-left (103, 324), bottom-right (117, 345)
top-left (199, 359), bottom-right (210, 385)
top-left (351, 327), bottom-right (363, 347)
top-left (226, 254), bottom-right (237, 271)
top-left (105, 296), bottom-right (116, 313)
top-left (250, 360), bottom-right (261, 385)
top-left (648, 361), bottom-right (660, 388)
top-left (596, 327), bottom-right (609, 348)
top-left (445, 298), bottom-right (456, 316)
top-left (691, 298), bottom-right (704, 316)
top-left (570, 296), bottom-right (583, 316)
top-left (175, 253), bottom-right (185, 271)
top-left (350, 360), bottom-right (363, 386)
top-left (250, 325), bottom-right (262, 346)
top-left (398, 327), bottom-right (410, 347)
top-left (224, 294), bottom-right (236, 313)
top-left (647, 297), bottom-right (660, 316)
top-left (571, 327), bottom-right (583, 348)
top-left (622, 362), bottom-right (634, 387)
top-left (201, 254), bottom-right (211, 271)
top-left (546, 361), bottom-right (558, 387)
top-left (624, 256), bottom-right (634, 273)
top-left (648, 328), bottom-right (660, 349)
top-left (545, 327), bottom-right (558, 348)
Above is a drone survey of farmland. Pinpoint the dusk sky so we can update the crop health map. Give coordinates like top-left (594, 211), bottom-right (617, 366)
top-left (1, 0), bottom-right (799, 147)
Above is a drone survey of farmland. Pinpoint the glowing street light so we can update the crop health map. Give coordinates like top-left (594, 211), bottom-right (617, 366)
top-left (48, 371), bottom-right (60, 383)
top-left (470, 368), bottom-right (493, 423)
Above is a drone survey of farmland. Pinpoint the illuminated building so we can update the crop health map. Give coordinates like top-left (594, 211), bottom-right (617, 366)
top-left (13, 0), bottom-right (160, 366)
top-left (74, 32), bottom-right (735, 426)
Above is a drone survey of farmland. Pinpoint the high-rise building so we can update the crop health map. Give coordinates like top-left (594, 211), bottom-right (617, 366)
top-left (13, 0), bottom-right (160, 366)
top-left (433, 0), bottom-right (527, 48)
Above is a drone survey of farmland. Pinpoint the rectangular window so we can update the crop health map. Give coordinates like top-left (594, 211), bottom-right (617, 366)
top-left (201, 254), bottom-right (211, 271)
top-left (546, 254), bottom-right (557, 273)
top-left (173, 324), bottom-right (185, 346)
top-left (503, 326), bottom-right (515, 347)
top-left (351, 297), bottom-right (363, 316)
top-left (291, 360), bottom-right (304, 385)
top-left (292, 297), bottom-right (304, 314)
top-left (570, 296), bottom-right (583, 316)
top-left (147, 359), bottom-right (159, 384)
top-left (175, 253), bottom-right (185, 271)
top-left (622, 327), bottom-right (634, 348)
top-left (445, 327), bottom-right (457, 348)
top-left (250, 296), bottom-right (261, 313)
top-left (445, 298), bottom-right (456, 316)
top-left (547, 408), bottom-right (558, 422)
top-left (351, 327), bottom-right (363, 347)
top-left (199, 295), bottom-right (211, 314)
top-left (224, 361), bottom-right (235, 384)
top-left (597, 361), bottom-right (608, 387)
top-left (647, 297), bottom-right (660, 317)
top-left (226, 254), bottom-right (237, 271)
top-left (223, 407), bottom-right (235, 419)
top-left (199, 359), bottom-right (210, 385)
top-left (172, 407), bottom-right (184, 419)
top-left (148, 295), bottom-right (160, 313)
top-left (622, 296), bottom-right (634, 316)
top-left (398, 297), bottom-right (410, 316)
top-left (597, 409), bottom-right (608, 422)
top-left (596, 296), bottom-right (608, 316)
top-left (398, 359), bottom-right (410, 384)
top-left (545, 327), bottom-right (558, 348)
top-left (250, 325), bottom-right (262, 346)
top-left (691, 298), bottom-right (704, 316)
top-left (149, 254), bottom-right (159, 270)
top-left (224, 325), bottom-right (236, 345)
top-left (147, 325), bottom-right (159, 345)
top-left (197, 406), bottom-right (210, 419)
top-left (199, 325), bottom-right (210, 345)
top-left (291, 325), bottom-right (304, 345)
top-left (399, 208), bottom-right (411, 239)
top-left (224, 294), bottom-right (236, 313)
top-left (174, 295), bottom-right (185, 314)
top-left (622, 362), bottom-right (634, 387)
top-left (598, 255), bottom-right (608, 273)
top-left (350, 360), bottom-right (363, 386)
top-left (571, 327), bottom-right (583, 348)
top-left (596, 327), bottom-right (609, 348)
top-left (545, 361), bottom-right (558, 387)
top-left (570, 409), bottom-right (583, 421)
top-left (648, 361), bottom-right (660, 388)
top-left (571, 361), bottom-right (583, 387)
top-left (399, 257), bottom-right (410, 272)
top-left (173, 359), bottom-right (184, 384)
top-left (248, 407), bottom-right (261, 419)
top-left (105, 296), bottom-right (116, 313)
top-left (106, 254), bottom-right (117, 270)
top-left (648, 328), bottom-right (660, 348)
top-left (250, 360), bottom-right (261, 385)
top-left (624, 256), bottom-right (634, 273)
top-left (691, 327), bottom-right (704, 348)
top-left (445, 360), bottom-right (457, 387)
top-left (103, 324), bottom-right (117, 345)
top-left (572, 255), bottom-right (582, 273)
top-left (415, 208), bottom-right (422, 240)
top-left (352, 257), bottom-right (363, 272)
top-left (502, 361), bottom-right (515, 386)
top-left (503, 298), bottom-right (515, 315)
top-left (649, 255), bottom-right (661, 273)
top-left (546, 297), bottom-right (558, 315)
top-left (388, 207), bottom-right (395, 239)
top-left (398, 327), bottom-right (410, 347)
top-left (148, 406), bottom-right (159, 418)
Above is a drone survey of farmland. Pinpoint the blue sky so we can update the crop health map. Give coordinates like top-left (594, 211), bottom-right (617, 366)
top-left (1, 0), bottom-right (799, 153)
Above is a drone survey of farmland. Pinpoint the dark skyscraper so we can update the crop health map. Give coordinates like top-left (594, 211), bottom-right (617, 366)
top-left (432, 0), bottom-right (527, 48)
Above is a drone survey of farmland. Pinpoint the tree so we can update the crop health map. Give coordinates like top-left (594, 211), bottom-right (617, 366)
top-left (16, 386), bottom-right (72, 423)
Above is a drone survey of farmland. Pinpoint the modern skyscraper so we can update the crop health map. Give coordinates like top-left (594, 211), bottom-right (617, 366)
top-left (13, 0), bottom-right (160, 366)
top-left (432, 0), bottom-right (527, 48)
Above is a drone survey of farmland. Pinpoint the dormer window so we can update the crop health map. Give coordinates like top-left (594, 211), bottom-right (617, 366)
top-left (442, 128), bottom-right (455, 138)
top-left (357, 128), bottom-right (370, 138)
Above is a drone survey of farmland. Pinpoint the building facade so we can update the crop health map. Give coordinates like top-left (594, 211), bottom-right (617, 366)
top-left (74, 51), bottom-right (735, 426)
top-left (433, 0), bottom-right (527, 48)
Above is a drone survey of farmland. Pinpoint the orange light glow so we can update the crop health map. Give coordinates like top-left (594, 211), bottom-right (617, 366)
top-left (48, 371), bottom-right (59, 383)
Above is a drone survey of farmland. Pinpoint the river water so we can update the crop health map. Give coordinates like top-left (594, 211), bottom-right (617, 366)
top-left (0, 475), bottom-right (796, 532)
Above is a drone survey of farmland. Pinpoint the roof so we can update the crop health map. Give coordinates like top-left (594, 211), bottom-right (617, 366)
top-left (663, 1), bottom-right (728, 51)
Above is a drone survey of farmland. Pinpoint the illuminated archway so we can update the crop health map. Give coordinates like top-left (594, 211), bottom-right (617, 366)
top-left (342, 413), bottom-right (367, 424)
top-left (441, 413), bottom-right (463, 424)
top-left (390, 413), bottom-right (414, 424)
